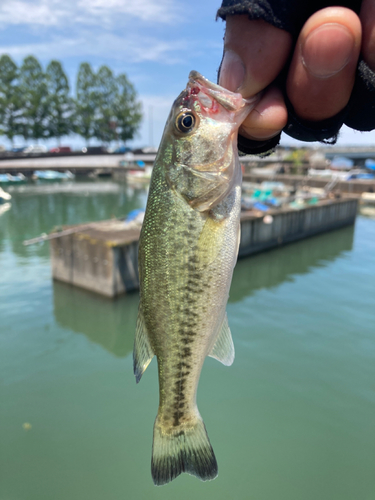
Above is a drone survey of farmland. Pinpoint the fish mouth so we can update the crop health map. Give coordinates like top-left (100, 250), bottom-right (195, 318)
top-left (188, 70), bottom-right (257, 112)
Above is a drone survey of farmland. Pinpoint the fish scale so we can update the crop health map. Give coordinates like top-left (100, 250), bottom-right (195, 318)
top-left (133, 71), bottom-right (257, 485)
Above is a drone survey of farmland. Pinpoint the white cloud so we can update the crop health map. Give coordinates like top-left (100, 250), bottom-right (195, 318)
top-left (77, 0), bottom-right (181, 24)
top-left (0, 0), bottom-right (181, 27)
top-left (0, 1), bottom-right (63, 26)
top-left (0, 32), bottom-right (188, 64)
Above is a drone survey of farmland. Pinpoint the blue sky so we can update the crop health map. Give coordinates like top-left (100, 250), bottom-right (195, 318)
top-left (1, 0), bottom-right (374, 150)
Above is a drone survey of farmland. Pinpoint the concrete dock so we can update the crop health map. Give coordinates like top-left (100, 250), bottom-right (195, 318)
top-left (50, 197), bottom-right (358, 297)
top-left (243, 172), bottom-right (375, 195)
top-left (0, 153), bottom-right (155, 175)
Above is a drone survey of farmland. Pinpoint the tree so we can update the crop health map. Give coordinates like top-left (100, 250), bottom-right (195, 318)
top-left (115, 73), bottom-right (142, 144)
top-left (74, 62), bottom-right (96, 143)
top-left (18, 56), bottom-right (49, 142)
top-left (0, 55), bottom-right (22, 145)
top-left (92, 65), bottom-right (118, 143)
top-left (46, 60), bottom-right (73, 144)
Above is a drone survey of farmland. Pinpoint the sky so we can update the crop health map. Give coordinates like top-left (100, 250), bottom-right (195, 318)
top-left (1, 0), bottom-right (375, 150)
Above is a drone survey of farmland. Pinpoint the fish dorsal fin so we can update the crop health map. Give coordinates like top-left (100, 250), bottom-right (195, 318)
top-left (133, 306), bottom-right (155, 383)
top-left (208, 313), bottom-right (235, 366)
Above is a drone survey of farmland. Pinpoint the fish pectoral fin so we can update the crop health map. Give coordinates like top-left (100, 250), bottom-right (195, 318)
top-left (208, 313), bottom-right (235, 366)
top-left (196, 216), bottom-right (224, 268)
top-left (133, 306), bottom-right (155, 383)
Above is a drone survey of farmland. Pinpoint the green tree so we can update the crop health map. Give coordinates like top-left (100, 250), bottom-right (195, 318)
top-left (0, 55), bottom-right (22, 145)
top-left (74, 62), bottom-right (96, 143)
top-left (18, 56), bottom-right (49, 142)
top-left (115, 73), bottom-right (142, 144)
top-left (46, 60), bottom-right (73, 144)
top-left (92, 65), bottom-right (118, 143)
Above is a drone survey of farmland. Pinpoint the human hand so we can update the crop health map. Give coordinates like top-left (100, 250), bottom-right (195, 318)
top-left (218, 2), bottom-right (375, 144)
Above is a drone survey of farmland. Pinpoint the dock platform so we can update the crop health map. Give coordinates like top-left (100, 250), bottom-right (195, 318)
top-left (243, 172), bottom-right (375, 195)
top-left (50, 197), bottom-right (358, 297)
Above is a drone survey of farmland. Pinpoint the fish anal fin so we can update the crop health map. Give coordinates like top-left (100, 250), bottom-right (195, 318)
top-left (208, 313), bottom-right (235, 366)
top-left (133, 306), bottom-right (155, 383)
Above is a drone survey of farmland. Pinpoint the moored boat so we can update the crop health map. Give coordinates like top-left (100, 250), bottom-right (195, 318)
top-left (0, 186), bottom-right (11, 203)
top-left (0, 173), bottom-right (26, 184)
top-left (32, 170), bottom-right (75, 181)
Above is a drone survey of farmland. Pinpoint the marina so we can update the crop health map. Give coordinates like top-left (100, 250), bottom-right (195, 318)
top-left (1, 178), bottom-right (374, 500)
top-left (2, 1), bottom-right (375, 495)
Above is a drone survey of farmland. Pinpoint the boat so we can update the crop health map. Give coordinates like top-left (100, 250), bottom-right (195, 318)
top-left (32, 170), bottom-right (75, 181)
top-left (0, 186), bottom-right (11, 203)
top-left (0, 173), bottom-right (26, 184)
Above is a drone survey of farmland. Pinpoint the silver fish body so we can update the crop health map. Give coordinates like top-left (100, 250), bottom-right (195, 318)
top-left (133, 71), bottom-right (256, 485)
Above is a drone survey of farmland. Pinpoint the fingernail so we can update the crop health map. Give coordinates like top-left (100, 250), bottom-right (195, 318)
top-left (302, 24), bottom-right (354, 78)
top-left (219, 50), bottom-right (245, 91)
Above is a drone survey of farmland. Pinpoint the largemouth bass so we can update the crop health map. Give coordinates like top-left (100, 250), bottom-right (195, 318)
top-left (133, 71), bottom-right (256, 485)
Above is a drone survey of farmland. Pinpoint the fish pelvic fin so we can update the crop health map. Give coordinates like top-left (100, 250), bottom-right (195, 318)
top-left (151, 414), bottom-right (218, 486)
top-left (208, 313), bottom-right (235, 366)
top-left (133, 305), bottom-right (155, 383)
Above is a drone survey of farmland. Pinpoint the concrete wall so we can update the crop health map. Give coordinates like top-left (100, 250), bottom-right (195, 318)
top-left (50, 234), bottom-right (139, 297)
top-left (239, 198), bottom-right (358, 257)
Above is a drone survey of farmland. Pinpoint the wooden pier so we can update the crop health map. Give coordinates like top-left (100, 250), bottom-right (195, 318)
top-left (50, 197), bottom-right (358, 297)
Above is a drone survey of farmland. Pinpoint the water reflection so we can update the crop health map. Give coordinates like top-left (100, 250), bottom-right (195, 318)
top-left (230, 224), bottom-right (354, 303)
top-left (52, 223), bottom-right (354, 357)
top-left (53, 280), bottom-right (138, 358)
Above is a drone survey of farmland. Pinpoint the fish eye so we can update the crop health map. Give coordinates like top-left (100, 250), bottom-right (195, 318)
top-left (175, 112), bottom-right (196, 134)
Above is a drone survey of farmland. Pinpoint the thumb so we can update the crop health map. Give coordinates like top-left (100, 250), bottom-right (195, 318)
top-left (219, 15), bottom-right (292, 97)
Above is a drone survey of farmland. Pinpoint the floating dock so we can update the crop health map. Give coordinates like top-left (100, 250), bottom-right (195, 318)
top-left (50, 197), bottom-right (358, 297)
top-left (243, 172), bottom-right (375, 195)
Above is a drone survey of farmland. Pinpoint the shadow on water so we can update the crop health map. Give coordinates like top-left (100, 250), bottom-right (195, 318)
top-left (230, 224), bottom-right (355, 303)
top-left (53, 280), bottom-right (139, 358)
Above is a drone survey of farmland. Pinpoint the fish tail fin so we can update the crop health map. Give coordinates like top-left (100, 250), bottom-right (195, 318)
top-left (151, 413), bottom-right (218, 486)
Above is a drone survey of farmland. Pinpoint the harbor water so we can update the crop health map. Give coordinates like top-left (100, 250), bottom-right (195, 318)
top-left (0, 179), bottom-right (374, 500)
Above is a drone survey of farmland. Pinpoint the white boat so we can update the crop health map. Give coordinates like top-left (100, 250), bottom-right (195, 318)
top-left (33, 170), bottom-right (75, 181)
top-left (0, 173), bottom-right (26, 184)
top-left (0, 186), bottom-right (11, 203)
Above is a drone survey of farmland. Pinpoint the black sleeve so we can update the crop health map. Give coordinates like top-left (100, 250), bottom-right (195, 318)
top-left (217, 0), bottom-right (375, 154)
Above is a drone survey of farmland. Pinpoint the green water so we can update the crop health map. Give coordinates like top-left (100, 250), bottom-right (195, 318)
top-left (1, 180), bottom-right (374, 500)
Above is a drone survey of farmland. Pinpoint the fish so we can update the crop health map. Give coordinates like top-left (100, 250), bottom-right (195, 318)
top-left (133, 70), bottom-right (257, 486)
